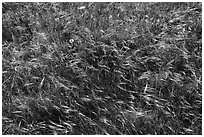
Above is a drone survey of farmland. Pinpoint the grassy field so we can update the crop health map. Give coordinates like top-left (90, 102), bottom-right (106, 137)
top-left (2, 2), bottom-right (202, 135)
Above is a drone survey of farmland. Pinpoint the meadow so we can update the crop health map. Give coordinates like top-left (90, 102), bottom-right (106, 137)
top-left (2, 2), bottom-right (202, 134)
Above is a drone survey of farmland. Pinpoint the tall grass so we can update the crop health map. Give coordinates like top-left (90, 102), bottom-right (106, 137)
top-left (2, 2), bottom-right (202, 134)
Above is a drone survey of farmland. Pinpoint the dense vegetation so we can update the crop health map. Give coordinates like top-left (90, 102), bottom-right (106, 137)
top-left (2, 2), bottom-right (202, 135)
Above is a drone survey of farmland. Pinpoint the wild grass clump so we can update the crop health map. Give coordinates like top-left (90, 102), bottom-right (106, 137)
top-left (2, 2), bottom-right (202, 135)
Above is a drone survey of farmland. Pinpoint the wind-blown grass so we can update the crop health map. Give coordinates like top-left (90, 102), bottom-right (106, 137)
top-left (2, 2), bottom-right (202, 135)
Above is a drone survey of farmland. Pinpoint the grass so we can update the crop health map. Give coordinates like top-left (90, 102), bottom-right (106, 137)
top-left (2, 2), bottom-right (202, 135)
